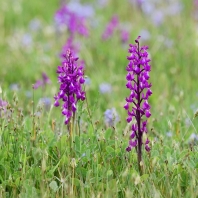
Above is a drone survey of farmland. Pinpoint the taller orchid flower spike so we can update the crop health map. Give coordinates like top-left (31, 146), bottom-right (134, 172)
top-left (54, 49), bottom-right (85, 126)
top-left (124, 36), bottom-right (152, 174)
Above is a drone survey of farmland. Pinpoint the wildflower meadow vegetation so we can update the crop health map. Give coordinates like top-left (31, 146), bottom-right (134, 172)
top-left (0, 0), bottom-right (198, 197)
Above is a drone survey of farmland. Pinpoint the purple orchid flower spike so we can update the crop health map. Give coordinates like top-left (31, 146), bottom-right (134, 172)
top-left (54, 49), bottom-right (85, 125)
top-left (124, 36), bottom-right (152, 174)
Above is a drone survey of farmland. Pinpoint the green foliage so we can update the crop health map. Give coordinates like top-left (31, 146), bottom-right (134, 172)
top-left (0, 0), bottom-right (198, 197)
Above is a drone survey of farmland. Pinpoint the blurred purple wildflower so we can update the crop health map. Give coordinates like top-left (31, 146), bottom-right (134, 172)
top-left (151, 11), bottom-right (164, 26)
top-left (189, 133), bottom-right (198, 146)
top-left (84, 77), bottom-right (91, 86)
top-left (33, 80), bottom-right (43, 89)
top-left (0, 99), bottom-right (7, 117)
top-left (29, 18), bottom-right (41, 32)
top-left (185, 118), bottom-right (191, 127)
top-left (10, 83), bottom-right (20, 91)
top-left (25, 91), bottom-right (32, 98)
top-left (102, 15), bottom-right (119, 40)
top-left (39, 97), bottom-right (51, 110)
top-left (54, 49), bottom-right (85, 125)
top-left (0, 99), bottom-right (7, 108)
top-left (55, 4), bottom-right (89, 37)
top-left (164, 38), bottom-right (173, 48)
top-left (124, 36), bottom-right (152, 172)
top-left (60, 36), bottom-right (79, 59)
top-left (189, 133), bottom-right (198, 141)
top-left (104, 108), bottom-right (120, 127)
top-left (139, 29), bottom-right (150, 41)
top-left (136, 0), bottom-right (144, 7)
top-left (21, 33), bottom-right (32, 47)
top-left (99, 83), bottom-right (112, 94)
top-left (194, 0), bottom-right (198, 20)
top-left (96, 0), bottom-right (109, 8)
top-left (67, 2), bottom-right (94, 18)
top-left (120, 30), bottom-right (130, 44)
top-left (166, 131), bottom-right (172, 137)
top-left (33, 72), bottom-right (51, 89)
top-left (190, 104), bottom-right (198, 113)
top-left (42, 72), bottom-right (51, 84)
top-left (141, 1), bottom-right (155, 15)
top-left (166, 2), bottom-right (183, 16)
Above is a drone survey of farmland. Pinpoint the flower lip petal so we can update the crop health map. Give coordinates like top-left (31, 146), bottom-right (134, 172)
top-left (124, 103), bottom-right (129, 110)
top-left (145, 110), bottom-right (151, 118)
top-left (54, 100), bottom-right (60, 107)
top-left (129, 139), bottom-right (137, 147)
top-left (126, 116), bottom-right (132, 123)
top-left (145, 144), bottom-right (150, 152)
top-left (130, 131), bottom-right (136, 139)
top-left (126, 146), bottom-right (132, 152)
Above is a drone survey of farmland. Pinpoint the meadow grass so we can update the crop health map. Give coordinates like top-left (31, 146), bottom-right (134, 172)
top-left (0, 0), bottom-right (198, 197)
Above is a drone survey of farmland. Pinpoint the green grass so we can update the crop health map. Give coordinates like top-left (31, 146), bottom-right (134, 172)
top-left (0, 0), bottom-right (198, 197)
